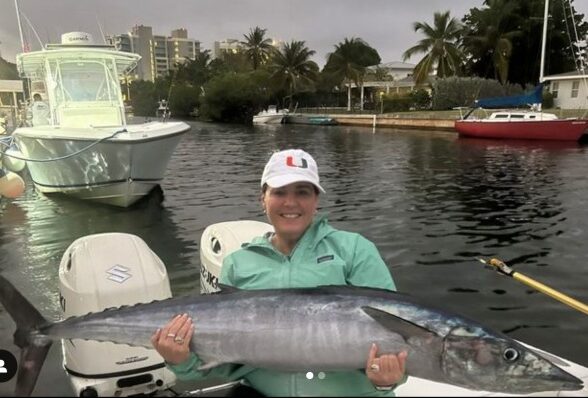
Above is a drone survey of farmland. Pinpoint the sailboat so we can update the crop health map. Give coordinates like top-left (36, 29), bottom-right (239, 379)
top-left (454, 0), bottom-right (588, 141)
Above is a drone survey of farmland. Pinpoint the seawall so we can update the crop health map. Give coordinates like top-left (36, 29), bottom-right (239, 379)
top-left (327, 114), bottom-right (456, 131)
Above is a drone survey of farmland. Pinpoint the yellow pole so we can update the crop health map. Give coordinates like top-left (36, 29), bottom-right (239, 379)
top-left (483, 258), bottom-right (588, 316)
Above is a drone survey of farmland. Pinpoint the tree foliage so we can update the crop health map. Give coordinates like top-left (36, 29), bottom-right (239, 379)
top-left (324, 37), bottom-right (381, 87)
top-left (241, 26), bottom-right (273, 70)
top-left (323, 37), bottom-right (381, 110)
top-left (0, 57), bottom-right (19, 80)
top-left (431, 76), bottom-right (525, 109)
top-left (269, 40), bottom-right (318, 109)
top-left (402, 11), bottom-right (464, 85)
top-left (461, 0), bottom-right (588, 85)
top-left (200, 70), bottom-right (272, 123)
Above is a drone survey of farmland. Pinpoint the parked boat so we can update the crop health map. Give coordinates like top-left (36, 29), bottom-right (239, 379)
top-left (455, 0), bottom-right (588, 142)
top-left (252, 105), bottom-right (288, 124)
top-left (455, 109), bottom-right (588, 141)
top-left (9, 32), bottom-right (190, 207)
top-left (286, 113), bottom-right (338, 126)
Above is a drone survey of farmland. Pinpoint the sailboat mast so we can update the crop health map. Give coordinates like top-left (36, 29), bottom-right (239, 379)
top-left (13, 0), bottom-right (26, 52)
top-left (539, 0), bottom-right (549, 83)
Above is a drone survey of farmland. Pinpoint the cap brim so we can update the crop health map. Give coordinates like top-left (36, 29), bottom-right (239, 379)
top-left (265, 175), bottom-right (326, 193)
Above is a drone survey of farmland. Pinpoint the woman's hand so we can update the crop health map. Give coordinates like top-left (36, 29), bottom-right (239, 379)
top-left (151, 313), bottom-right (194, 365)
top-left (365, 343), bottom-right (407, 389)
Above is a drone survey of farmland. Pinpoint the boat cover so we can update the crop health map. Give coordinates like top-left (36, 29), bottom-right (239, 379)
top-left (475, 84), bottom-right (543, 108)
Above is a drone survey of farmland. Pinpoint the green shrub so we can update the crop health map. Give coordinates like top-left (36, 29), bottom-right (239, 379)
top-left (169, 85), bottom-right (201, 118)
top-left (542, 90), bottom-right (554, 109)
top-left (408, 89), bottom-right (431, 110)
top-left (129, 80), bottom-right (158, 117)
top-left (431, 77), bottom-right (524, 110)
top-left (200, 70), bottom-right (271, 123)
top-left (382, 94), bottom-right (411, 112)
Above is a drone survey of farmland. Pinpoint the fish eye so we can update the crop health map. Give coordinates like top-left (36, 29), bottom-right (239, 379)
top-left (503, 347), bottom-right (520, 362)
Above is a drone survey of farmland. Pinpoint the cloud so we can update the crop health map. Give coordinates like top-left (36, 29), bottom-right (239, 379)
top-left (2, 0), bottom-right (587, 68)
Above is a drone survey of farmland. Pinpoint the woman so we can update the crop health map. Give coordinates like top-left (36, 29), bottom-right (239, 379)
top-left (152, 149), bottom-right (407, 396)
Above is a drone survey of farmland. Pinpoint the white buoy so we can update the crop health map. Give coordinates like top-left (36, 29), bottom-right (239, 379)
top-left (2, 148), bottom-right (26, 172)
top-left (0, 170), bottom-right (25, 199)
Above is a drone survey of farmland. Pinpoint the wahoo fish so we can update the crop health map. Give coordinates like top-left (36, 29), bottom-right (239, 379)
top-left (0, 275), bottom-right (582, 396)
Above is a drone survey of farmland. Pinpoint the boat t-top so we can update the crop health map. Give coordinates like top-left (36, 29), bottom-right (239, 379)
top-left (8, 32), bottom-right (190, 207)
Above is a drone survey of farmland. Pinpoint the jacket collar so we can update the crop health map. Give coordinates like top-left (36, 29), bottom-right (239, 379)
top-left (244, 213), bottom-right (334, 254)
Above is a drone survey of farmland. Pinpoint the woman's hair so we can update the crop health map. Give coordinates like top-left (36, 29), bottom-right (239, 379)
top-left (262, 183), bottom-right (319, 195)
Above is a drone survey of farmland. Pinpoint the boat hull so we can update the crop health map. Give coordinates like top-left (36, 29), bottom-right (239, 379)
top-left (454, 119), bottom-right (588, 141)
top-left (252, 114), bottom-right (285, 124)
top-left (286, 114), bottom-right (338, 125)
top-left (12, 121), bottom-right (190, 207)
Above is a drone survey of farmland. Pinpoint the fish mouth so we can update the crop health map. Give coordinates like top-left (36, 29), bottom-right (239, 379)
top-left (552, 373), bottom-right (584, 391)
top-left (531, 348), bottom-right (585, 391)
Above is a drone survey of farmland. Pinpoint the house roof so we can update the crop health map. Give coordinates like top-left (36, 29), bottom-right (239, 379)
top-left (543, 70), bottom-right (588, 81)
top-left (371, 61), bottom-right (416, 70)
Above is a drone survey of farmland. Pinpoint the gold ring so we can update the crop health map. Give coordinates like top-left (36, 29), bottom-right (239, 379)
top-left (166, 333), bottom-right (176, 338)
top-left (370, 363), bottom-right (380, 372)
top-left (174, 336), bottom-right (184, 344)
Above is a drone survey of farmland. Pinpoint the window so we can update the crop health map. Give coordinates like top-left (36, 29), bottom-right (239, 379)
top-left (572, 80), bottom-right (580, 98)
top-left (552, 82), bottom-right (559, 98)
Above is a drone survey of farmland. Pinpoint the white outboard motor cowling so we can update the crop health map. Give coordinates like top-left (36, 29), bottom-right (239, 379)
top-left (199, 220), bottom-right (273, 294)
top-left (58, 233), bottom-right (176, 397)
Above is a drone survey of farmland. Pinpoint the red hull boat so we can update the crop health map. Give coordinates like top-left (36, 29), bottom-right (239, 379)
top-left (455, 117), bottom-right (588, 141)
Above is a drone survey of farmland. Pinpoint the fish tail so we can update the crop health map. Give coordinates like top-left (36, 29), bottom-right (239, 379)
top-left (0, 275), bottom-right (53, 396)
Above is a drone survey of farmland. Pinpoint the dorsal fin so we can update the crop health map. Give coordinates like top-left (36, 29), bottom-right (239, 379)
top-left (362, 306), bottom-right (439, 340)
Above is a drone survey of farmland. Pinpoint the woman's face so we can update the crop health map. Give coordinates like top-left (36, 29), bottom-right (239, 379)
top-left (262, 182), bottom-right (319, 242)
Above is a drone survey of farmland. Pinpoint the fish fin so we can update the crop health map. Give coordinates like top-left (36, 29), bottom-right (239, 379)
top-left (361, 306), bottom-right (439, 340)
top-left (0, 275), bottom-right (52, 396)
top-left (217, 284), bottom-right (240, 294)
top-left (197, 361), bottom-right (224, 371)
top-left (16, 343), bottom-right (52, 396)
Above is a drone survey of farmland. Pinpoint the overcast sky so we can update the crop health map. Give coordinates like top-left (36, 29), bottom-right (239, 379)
top-left (2, 0), bottom-right (588, 67)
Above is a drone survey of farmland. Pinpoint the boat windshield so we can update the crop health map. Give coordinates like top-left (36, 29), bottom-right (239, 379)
top-left (47, 58), bottom-right (120, 105)
top-left (42, 56), bottom-right (125, 127)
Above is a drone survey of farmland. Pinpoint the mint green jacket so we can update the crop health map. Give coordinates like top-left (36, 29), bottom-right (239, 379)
top-left (169, 215), bottom-right (400, 396)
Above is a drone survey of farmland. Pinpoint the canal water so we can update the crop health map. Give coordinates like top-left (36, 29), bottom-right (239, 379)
top-left (1, 120), bottom-right (588, 395)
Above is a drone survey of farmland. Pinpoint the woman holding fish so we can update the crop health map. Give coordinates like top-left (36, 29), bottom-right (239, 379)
top-left (152, 148), bottom-right (407, 396)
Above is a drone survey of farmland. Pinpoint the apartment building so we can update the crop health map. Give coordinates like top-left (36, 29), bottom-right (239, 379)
top-left (213, 38), bottom-right (285, 59)
top-left (108, 25), bottom-right (200, 81)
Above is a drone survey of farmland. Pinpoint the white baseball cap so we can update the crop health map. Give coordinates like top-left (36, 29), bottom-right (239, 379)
top-left (261, 149), bottom-right (326, 193)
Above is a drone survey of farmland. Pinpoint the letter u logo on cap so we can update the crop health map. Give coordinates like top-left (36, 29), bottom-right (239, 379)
top-left (286, 156), bottom-right (308, 169)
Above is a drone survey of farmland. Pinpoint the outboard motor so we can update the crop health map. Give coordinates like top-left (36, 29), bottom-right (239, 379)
top-left (58, 233), bottom-right (176, 397)
top-left (199, 220), bottom-right (273, 294)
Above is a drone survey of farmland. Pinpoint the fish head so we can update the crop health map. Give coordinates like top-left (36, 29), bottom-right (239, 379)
top-left (441, 326), bottom-right (583, 394)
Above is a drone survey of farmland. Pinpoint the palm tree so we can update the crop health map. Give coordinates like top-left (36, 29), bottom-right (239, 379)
top-left (241, 26), bottom-right (273, 70)
top-left (462, 0), bottom-right (522, 84)
top-left (269, 40), bottom-right (318, 110)
top-left (323, 38), bottom-right (381, 111)
top-left (402, 11), bottom-right (464, 86)
top-left (174, 50), bottom-right (213, 87)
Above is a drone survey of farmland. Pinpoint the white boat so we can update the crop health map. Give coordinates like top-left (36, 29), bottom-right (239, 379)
top-left (198, 220), bottom-right (588, 397)
top-left (252, 105), bottom-right (288, 124)
top-left (9, 32), bottom-right (190, 207)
